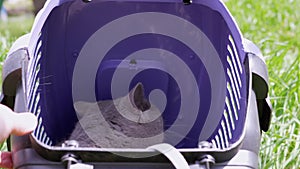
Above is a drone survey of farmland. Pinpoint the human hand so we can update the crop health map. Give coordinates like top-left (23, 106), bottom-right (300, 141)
top-left (0, 104), bottom-right (37, 168)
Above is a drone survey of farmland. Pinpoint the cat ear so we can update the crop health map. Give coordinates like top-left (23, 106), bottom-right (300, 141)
top-left (129, 83), bottom-right (151, 111)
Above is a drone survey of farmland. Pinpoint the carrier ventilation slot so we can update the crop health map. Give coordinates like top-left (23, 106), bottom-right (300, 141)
top-left (27, 35), bottom-right (43, 98)
top-left (28, 35), bottom-right (53, 146)
top-left (210, 34), bottom-right (244, 149)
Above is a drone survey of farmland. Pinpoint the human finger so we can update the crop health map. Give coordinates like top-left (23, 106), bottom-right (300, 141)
top-left (0, 151), bottom-right (13, 169)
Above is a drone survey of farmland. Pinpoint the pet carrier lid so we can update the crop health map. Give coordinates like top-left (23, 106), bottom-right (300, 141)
top-left (26, 0), bottom-right (248, 164)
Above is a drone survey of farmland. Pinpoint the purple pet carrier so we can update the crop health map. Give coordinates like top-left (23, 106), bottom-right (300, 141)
top-left (1, 0), bottom-right (271, 168)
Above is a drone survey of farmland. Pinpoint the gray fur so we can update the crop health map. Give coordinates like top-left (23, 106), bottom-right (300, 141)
top-left (61, 83), bottom-right (164, 148)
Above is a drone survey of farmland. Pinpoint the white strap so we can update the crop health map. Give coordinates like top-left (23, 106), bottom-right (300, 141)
top-left (69, 163), bottom-right (94, 169)
top-left (147, 143), bottom-right (190, 169)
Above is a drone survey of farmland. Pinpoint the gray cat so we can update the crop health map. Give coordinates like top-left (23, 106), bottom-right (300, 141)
top-left (61, 83), bottom-right (164, 148)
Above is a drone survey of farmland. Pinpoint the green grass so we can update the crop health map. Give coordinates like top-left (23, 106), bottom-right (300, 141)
top-left (225, 0), bottom-right (299, 168)
top-left (0, 14), bottom-right (34, 59)
top-left (0, 1), bottom-right (299, 168)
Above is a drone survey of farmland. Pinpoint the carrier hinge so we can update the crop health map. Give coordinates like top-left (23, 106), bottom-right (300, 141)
top-left (197, 141), bottom-right (216, 169)
top-left (198, 154), bottom-right (215, 169)
top-left (61, 140), bottom-right (94, 169)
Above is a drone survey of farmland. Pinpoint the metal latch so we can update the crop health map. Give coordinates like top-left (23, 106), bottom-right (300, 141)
top-left (61, 153), bottom-right (94, 169)
top-left (198, 154), bottom-right (215, 169)
top-left (61, 140), bottom-right (94, 169)
top-left (197, 141), bottom-right (216, 169)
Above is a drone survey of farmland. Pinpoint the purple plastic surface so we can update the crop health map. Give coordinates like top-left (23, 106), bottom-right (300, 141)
top-left (28, 0), bottom-right (247, 148)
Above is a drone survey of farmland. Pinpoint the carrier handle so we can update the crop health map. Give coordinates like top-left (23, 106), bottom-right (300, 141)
top-left (2, 48), bottom-right (28, 97)
top-left (243, 38), bottom-right (272, 132)
top-left (1, 34), bottom-right (30, 109)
